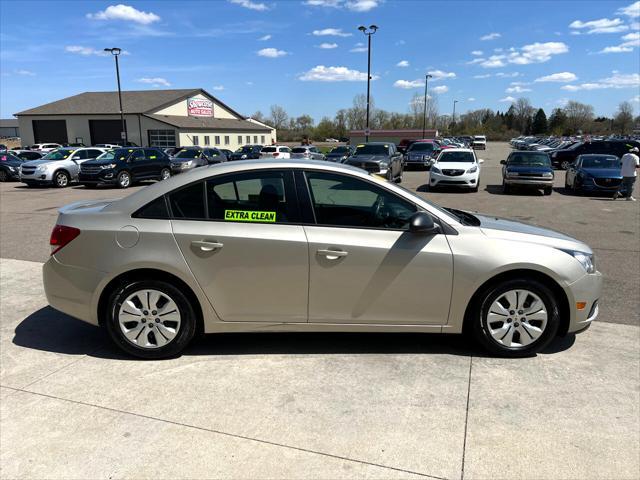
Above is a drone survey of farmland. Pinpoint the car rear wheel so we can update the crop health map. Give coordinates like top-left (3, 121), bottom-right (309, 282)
top-left (53, 171), bottom-right (70, 188)
top-left (117, 171), bottom-right (131, 189)
top-left (472, 279), bottom-right (560, 357)
top-left (0, 170), bottom-right (8, 182)
top-left (159, 168), bottom-right (171, 181)
top-left (503, 183), bottom-right (511, 194)
top-left (106, 280), bottom-right (197, 359)
top-left (560, 160), bottom-right (571, 170)
top-left (544, 186), bottom-right (553, 195)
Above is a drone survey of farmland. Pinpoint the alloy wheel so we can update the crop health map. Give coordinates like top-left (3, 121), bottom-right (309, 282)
top-left (118, 172), bottom-right (130, 188)
top-left (485, 289), bottom-right (548, 348)
top-left (160, 168), bottom-right (171, 180)
top-left (118, 289), bottom-right (182, 349)
top-left (55, 172), bottom-right (69, 187)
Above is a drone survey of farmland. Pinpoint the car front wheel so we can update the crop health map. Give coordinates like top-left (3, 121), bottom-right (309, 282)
top-left (0, 170), bottom-right (8, 182)
top-left (159, 168), bottom-right (171, 181)
top-left (472, 279), bottom-right (560, 357)
top-left (54, 171), bottom-right (70, 188)
top-left (117, 171), bottom-right (131, 189)
top-left (106, 280), bottom-right (197, 359)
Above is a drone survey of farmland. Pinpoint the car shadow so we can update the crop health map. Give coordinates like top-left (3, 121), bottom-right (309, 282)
top-left (485, 184), bottom-right (544, 196)
top-left (13, 306), bottom-right (576, 360)
top-left (416, 184), bottom-right (475, 194)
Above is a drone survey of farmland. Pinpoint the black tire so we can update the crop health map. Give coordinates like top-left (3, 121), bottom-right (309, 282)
top-left (503, 183), bottom-right (511, 194)
top-left (106, 280), bottom-right (197, 359)
top-left (117, 171), bottom-right (131, 189)
top-left (544, 186), bottom-right (553, 196)
top-left (159, 168), bottom-right (171, 181)
top-left (0, 169), bottom-right (8, 182)
top-left (471, 278), bottom-right (560, 357)
top-left (53, 170), bottom-right (70, 188)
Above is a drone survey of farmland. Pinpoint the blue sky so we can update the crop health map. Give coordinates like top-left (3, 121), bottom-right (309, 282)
top-left (1, 0), bottom-right (639, 120)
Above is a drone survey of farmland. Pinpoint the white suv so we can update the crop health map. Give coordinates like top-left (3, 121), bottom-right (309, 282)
top-left (429, 148), bottom-right (484, 192)
top-left (472, 135), bottom-right (486, 150)
top-left (20, 147), bottom-right (106, 188)
top-left (260, 145), bottom-right (291, 159)
top-left (30, 143), bottom-right (62, 152)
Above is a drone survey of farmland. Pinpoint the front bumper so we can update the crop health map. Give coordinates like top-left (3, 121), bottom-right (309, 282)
top-left (576, 177), bottom-right (625, 193)
top-left (3, 169), bottom-right (21, 181)
top-left (504, 177), bottom-right (554, 187)
top-left (405, 157), bottom-right (433, 168)
top-left (78, 171), bottom-right (118, 185)
top-left (566, 271), bottom-right (603, 333)
top-left (430, 171), bottom-right (478, 188)
top-left (20, 172), bottom-right (53, 184)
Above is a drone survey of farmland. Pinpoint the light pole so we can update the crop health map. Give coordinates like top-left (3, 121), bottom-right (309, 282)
top-left (104, 47), bottom-right (127, 145)
top-left (358, 25), bottom-right (378, 142)
top-left (422, 73), bottom-right (433, 138)
top-left (452, 100), bottom-right (458, 127)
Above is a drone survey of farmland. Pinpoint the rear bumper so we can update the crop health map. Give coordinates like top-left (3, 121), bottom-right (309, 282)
top-left (566, 271), bottom-right (603, 333)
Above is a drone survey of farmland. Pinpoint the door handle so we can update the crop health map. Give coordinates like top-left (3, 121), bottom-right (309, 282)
top-left (317, 249), bottom-right (348, 259)
top-left (191, 240), bottom-right (224, 252)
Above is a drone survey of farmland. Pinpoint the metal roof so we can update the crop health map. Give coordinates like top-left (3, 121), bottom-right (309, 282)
top-left (145, 114), bottom-right (271, 132)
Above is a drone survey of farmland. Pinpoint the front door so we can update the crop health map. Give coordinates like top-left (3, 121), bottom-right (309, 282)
top-left (302, 171), bottom-right (454, 325)
top-left (128, 149), bottom-right (149, 179)
top-left (170, 170), bottom-right (308, 323)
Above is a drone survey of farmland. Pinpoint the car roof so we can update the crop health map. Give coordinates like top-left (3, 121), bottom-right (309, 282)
top-left (578, 154), bottom-right (618, 158)
top-left (438, 148), bottom-right (474, 153)
top-left (510, 150), bottom-right (548, 154)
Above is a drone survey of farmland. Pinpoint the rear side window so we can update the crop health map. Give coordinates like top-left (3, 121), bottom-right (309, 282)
top-left (168, 182), bottom-right (206, 219)
top-left (133, 196), bottom-right (170, 219)
top-left (262, 147), bottom-right (276, 153)
top-left (292, 147), bottom-right (307, 153)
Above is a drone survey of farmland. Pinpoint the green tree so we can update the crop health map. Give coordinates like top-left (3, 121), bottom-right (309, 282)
top-left (613, 101), bottom-right (634, 135)
top-left (548, 108), bottom-right (567, 135)
top-left (531, 108), bottom-right (548, 134)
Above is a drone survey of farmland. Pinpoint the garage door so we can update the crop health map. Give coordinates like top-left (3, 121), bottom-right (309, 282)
top-left (32, 120), bottom-right (68, 144)
top-left (89, 120), bottom-right (127, 145)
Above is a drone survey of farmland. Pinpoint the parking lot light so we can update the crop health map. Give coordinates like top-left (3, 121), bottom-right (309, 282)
top-left (358, 25), bottom-right (378, 142)
top-left (104, 47), bottom-right (127, 145)
top-left (422, 74), bottom-right (433, 138)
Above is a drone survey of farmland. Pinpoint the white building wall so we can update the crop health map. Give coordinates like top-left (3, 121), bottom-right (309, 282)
top-left (178, 131), bottom-right (274, 149)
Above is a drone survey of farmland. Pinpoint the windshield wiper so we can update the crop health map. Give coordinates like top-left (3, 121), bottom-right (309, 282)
top-left (444, 208), bottom-right (481, 226)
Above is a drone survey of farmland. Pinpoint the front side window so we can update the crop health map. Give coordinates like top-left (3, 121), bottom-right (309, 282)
top-left (305, 171), bottom-right (417, 230)
top-left (207, 171), bottom-right (294, 223)
top-left (130, 149), bottom-right (145, 161)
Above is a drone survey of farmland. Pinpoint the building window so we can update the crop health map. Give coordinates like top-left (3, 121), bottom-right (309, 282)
top-left (238, 135), bottom-right (243, 145)
top-left (193, 135), bottom-right (199, 146)
top-left (246, 135), bottom-right (251, 144)
top-left (254, 135), bottom-right (258, 144)
top-left (148, 129), bottom-right (176, 147)
top-left (204, 136), bottom-right (210, 145)
top-left (215, 135), bottom-right (220, 145)
top-left (261, 135), bottom-right (266, 144)
top-left (224, 136), bottom-right (230, 145)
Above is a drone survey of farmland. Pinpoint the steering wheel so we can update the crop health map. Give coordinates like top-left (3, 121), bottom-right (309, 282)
top-left (371, 195), bottom-right (387, 226)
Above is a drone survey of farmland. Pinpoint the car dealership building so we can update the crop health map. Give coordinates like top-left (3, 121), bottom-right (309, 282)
top-left (15, 88), bottom-right (276, 149)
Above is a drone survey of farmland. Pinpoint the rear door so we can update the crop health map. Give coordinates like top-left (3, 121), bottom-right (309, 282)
top-left (128, 149), bottom-right (148, 178)
top-left (170, 170), bottom-right (309, 323)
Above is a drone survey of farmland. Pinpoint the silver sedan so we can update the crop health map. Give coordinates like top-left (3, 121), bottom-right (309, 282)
top-left (44, 160), bottom-right (602, 359)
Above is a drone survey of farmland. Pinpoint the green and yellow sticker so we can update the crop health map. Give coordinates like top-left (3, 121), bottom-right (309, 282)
top-left (224, 210), bottom-right (276, 223)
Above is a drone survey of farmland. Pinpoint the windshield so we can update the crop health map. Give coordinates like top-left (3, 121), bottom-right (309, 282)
top-left (408, 143), bottom-right (435, 152)
top-left (329, 146), bottom-right (350, 154)
top-left (508, 154), bottom-right (551, 166)
top-left (582, 156), bottom-right (620, 169)
top-left (236, 146), bottom-right (254, 153)
top-left (175, 149), bottom-right (201, 159)
top-left (355, 144), bottom-right (389, 155)
top-left (42, 149), bottom-right (74, 161)
top-left (438, 151), bottom-right (475, 163)
top-left (97, 149), bottom-right (129, 161)
top-left (566, 142), bottom-right (583, 150)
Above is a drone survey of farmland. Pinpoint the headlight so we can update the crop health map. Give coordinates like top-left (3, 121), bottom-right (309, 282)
top-left (542, 172), bottom-right (553, 178)
top-left (562, 250), bottom-right (596, 274)
top-left (241, 154), bottom-right (247, 159)
top-left (100, 163), bottom-right (117, 169)
top-left (36, 165), bottom-right (47, 172)
top-left (8, 166), bottom-right (16, 172)
top-left (181, 161), bottom-right (193, 168)
top-left (431, 166), bottom-right (441, 174)
top-left (467, 165), bottom-right (478, 173)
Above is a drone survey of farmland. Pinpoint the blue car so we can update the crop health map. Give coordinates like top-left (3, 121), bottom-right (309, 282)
top-left (501, 151), bottom-right (554, 195)
top-left (565, 154), bottom-right (624, 196)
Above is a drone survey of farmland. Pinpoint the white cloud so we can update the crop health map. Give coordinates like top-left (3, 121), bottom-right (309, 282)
top-left (136, 77), bottom-right (171, 87)
top-left (466, 58), bottom-right (486, 65)
top-left (474, 74), bottom-right (491, 79)
top-left (598, 45), bottom-right (634, 53)
top-left (480, 55), bottom-right (506, 68)
top-left (428, 69), bottom-right (456, 81)
top-left (561, 72), bottom-right (640, 91)
top-left (15, 69), bottom-right (35, 76)
top-left (622, 31), bottom-right (640, 42)
top-left (65, 45), bottom-right (114, 56)
top-left (346, 0), bottom-right (380, 11)
top-left (212, 85), bottom-right (225, 91)
top-left (257, 48), bottom-right (288, 58)
top-left (431, 85), bottom-right (449, 94)
top-left (507, 42), bottom-right (569, 64)
top-left (298, 65), bottom-right (374, 81)
top-left (317, 42), bottom-right (338, 49)
top-left (350, 46), bottom-right (368, 52)
top-left (506, 85), bottom-right (532, 93)
top-left (617, 1), bottom-right (640, 18)
top-left (258, 35), bottom-right (272, 41)
top-left (393, 79), bottom-right (424, 89)
top-left (480, 32), bottom-right (501, 41)
top-left (631, 95), bottom-right (640, 103)
top-left (305, 0), bottom-right (341, 6)
top-left (597, 31), bottom-right (640, 52)
top-left (312, 28), bottom-right (352, 37)
top-left (569, 18), bottom-right (628, 34)
top-left (395, 40), bottom-right (406, 45)
top-left (467, 97), bottom-right (476, 101)
top-left (396, 60), bottom-right (409, 67)
top-left (229, 0), bottom-right (268, 11)
top-left (471, 50), bottom-right (483, 56)
top-left (86, 4), bottom-right (160, 24)
top-left (496, 72), bottom-right (521, 78)
top-left (500, 96), bottom-right (516, 102)
top-left (535, 72), bottom-right (578, 82)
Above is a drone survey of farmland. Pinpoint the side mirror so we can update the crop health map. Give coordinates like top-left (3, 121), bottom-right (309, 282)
top-left (500, 160), bottom-right (506, 165)
top-left (478, 159), bottom-right (485, 164)
top-left (409, 212), bottom-right (439, 235)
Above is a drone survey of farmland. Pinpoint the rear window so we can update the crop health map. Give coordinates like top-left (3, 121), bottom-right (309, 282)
top-left (292, 147), bottom-right (308, 153)
top-left (407, 143), bottom-right (435, 152)
top-left (262, 147), bottom-right (276, 153)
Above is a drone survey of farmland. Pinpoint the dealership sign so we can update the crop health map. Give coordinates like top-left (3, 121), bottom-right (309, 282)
top-left (187, 98), bottom-right (213, 117)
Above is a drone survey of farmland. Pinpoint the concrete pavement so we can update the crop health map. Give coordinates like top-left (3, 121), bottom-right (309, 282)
top-left (1, 258), bottom-right (638, 480)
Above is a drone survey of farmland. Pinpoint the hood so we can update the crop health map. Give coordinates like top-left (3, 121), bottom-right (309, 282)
top-left (505, 165), bottom-right (552, 174)
top-left (170, 157), bottom-right (195, 164)
top-left (475, 213), bottom-right (590, 253)
top-left (22, 159), bottom-right (60, 167)
top-left (580, 167), bottom-right (621, 178)
top-left (326, 152), bottom-right (348, 158)
top-left (347, 154), bottom-right (389, 164)
top-left (434, 161), bottom-right (476, 170)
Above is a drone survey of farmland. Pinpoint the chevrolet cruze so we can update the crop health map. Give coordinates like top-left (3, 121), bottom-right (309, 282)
top-left (44, 160), bottom-right (601, 359)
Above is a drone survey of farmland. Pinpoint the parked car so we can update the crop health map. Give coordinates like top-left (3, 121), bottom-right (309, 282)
top-left (501, 151), bottom-right (554, 195)
top-left (31, 143), bottom-right (62, 153)
top-left (290, 145), bottom-right (325, 161)
top-left (397, 138), bottom-right (417, 154)
top-left (20, 147), bottom-right (107, 188)
top-left (171, 147), bottom-right (226, 174)
top-left (471, 135), bottom-right (487, 150)
top-left (260, 145), bottom-right (292, 159)
top-left (344, 142), bottom-right (403, 182)
top-left (9, 149), bottom-right (44, 161)
top-left (95, 143), bottom-right (122, 149)
top-left (324, 138), bottom-right (340, 143)
top-left (0, 152), bottom-right (25, 182)
top-left (163, 147), bottom-right (182, 156)
top-left (229, 145), bottom-right (263, 161)
top-left (550, 140), bottom-right (640, 169)
top-left (325, 145), bottom-right (354, 162)
top-left (220, 149), bottom-right (233, 158)
top-left (0, 144), bottom-right (7, 151)
top-left (429, 148), bottom-right (483, 191)
top-left (404, 141), bottom-right (439, 170)
top-left (43, 159), bottom-right (602, 359)
top-left (79, 147), bottom-right (171, 189)
top-left (564, 154), bottom-right (625, 196)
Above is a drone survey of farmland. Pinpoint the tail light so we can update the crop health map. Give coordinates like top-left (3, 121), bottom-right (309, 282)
top-left (50, 225), bottom-right (81, 255)
top-left (273, 152), bottom-right (279, 157)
